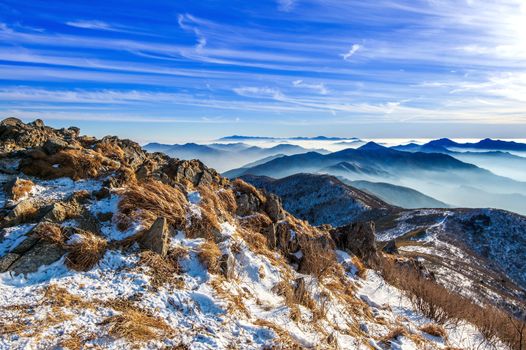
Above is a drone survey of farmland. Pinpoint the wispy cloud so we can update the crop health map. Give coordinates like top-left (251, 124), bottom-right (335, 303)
top-left (340, 44), bottom-right (362, 61)
top-left (292, 80), bottom-right (328, 94)
top-left (178, 14), bottom-right (207, 51)
top-left (66, 20), bottom-right (114, 31)
top-left (277, 0), bottom-right (296, 12)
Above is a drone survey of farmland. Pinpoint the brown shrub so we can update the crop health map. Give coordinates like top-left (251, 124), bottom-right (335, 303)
top-left (420, 323), bottom-right (447, 338)
top-left (65, 232), bottom-right (108, 271)
top-left (20, 149), bottom-right (119, 180)
top-left (198, 241), bottom-right (222, 274)
top-left (9, 178), bottom-right (34, 201)
top-left (116, 180), bottom-right (187, 231)
top-left (101, 308), bottom-right (174, 343)
top-left (378, 258), bottom-right (526, 350)
top-left (298, 238), bottom-right (338, 279)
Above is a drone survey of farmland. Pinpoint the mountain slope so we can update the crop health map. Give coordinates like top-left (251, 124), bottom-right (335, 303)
top-left (237, 169), bottom-right (526, 320)
top-left (347, 180), bottom-right (450, 209)
top-left (240, 174), bottom-right (394, 226)
top-left (1, 118), bottom-right (515, 349)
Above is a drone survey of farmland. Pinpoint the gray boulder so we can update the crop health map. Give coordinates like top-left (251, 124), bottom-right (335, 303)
top-left (140, 217), bottom-right (170, 256)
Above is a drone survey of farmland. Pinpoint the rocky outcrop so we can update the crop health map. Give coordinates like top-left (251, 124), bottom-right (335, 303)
top-left (0, 222), bottom-right (67, 274)
top-left (140, 217), bottom-right (171, 257)
top-left (331, 221), bottom-right (379, 265)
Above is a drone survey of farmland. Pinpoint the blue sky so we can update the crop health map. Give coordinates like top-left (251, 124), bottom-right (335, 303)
top-left (0, 0), bottom-right (525, 143)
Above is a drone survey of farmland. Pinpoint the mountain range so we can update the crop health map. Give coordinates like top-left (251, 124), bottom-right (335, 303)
top-left (224, 142), bottom-right (526, 214)
top-left (143, 142), bottom-right (329, 172)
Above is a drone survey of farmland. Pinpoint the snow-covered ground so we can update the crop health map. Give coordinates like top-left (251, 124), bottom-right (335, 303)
top-left (0, 175), bottom-right (513, 349)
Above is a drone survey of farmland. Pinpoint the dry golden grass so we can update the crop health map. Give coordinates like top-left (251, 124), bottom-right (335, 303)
top-left (198, 185), bottom-right (237, 220)
top-left (216, 188), bottom-right (237, 215)
top-left (378, 257), bottom-right (526, 350)
top-left (33, 222), bottom-right (65, 245)
top-left (21, 149), bottom-right (119, 180)
top-left (94, 140), bottom-right (125, 162)
top-left (139, 248), bottom-right (186, 289)
top-left (101, 308), bottom-right (174, 343)
top-left (43, 284), bottom-right (93, 309)
top-left (351, 256), bottom-right (367, 279)
top-left (185, 204), bottom-right (221, 240)
top-left (9, 178), bottom-right (34, 201)
top-left (209, 277), bottom-right (250, 316)
top-left (65, 232), bottom-right (108, 271)
top-left (231, 178), bottom-right (266, 203)
top-left (298, 238), bottom-right (338, 280)
top-left (116, 180), bottom-right (187, 231)
top-left (198, 241), bottom-right (222, 274)
top-left (239, 213), bottom-right (273, 233)
top-left (254, 319), bottom-right (303, 349)
top-left (59, 331), bottom-right (85, 350)
top-left (420, 323), bottom-right (447, 338)
top-left (381, 326), bottom-right (408, 342)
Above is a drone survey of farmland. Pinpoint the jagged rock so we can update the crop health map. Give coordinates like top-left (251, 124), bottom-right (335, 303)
top-left (382, 240), bottom-right (398, 254)
top-left (275, 221), bottom-right (300, 255)
top-left (264, 193), bottom-right (285, 223)
top-left (262, 223), bottom-right (277, 249)
top-left (219, 253), bottom-right (236, 279)
top-left (93, 187), bottom-right (111, 200)
top-left (0, 253), bottom-right (19, 272)
top-left (1, 199), bottom-right (37, 226)
top-left (330, 221), bottom-right (379, 265)
top-left (43, 138), bottom-right (69, 154)
top-left (29, 119), bottom-right (45, 128)
top-left (236, 192), bottom-right (261, 216)
top-left (9, 240), bottom-right (65, 275)
top-left (140, 217), bottom-right (170, 256)
top-left (41, 202), bottom-right (74, 223)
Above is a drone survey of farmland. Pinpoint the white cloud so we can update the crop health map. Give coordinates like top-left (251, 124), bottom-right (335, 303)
top-left (292, 80), bottom-right (328, 94)
top-left (178, 14), bottom-right (207, 51)
top-left (340, 44), bottom-right (362, 61)
top-left (233, 86), bottom-right (285, 100)
top-left (66, 20), bottom-right (113, 31)
top-left (277, 0), bottom-right (296, 12)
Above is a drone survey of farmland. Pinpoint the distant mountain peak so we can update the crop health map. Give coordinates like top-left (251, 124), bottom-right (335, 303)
top-left (358, 141), bottom-right (387, 151)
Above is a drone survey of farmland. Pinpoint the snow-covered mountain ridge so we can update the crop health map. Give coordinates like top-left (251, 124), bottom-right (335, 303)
top-left (0, 118), bottom-right (522, 349)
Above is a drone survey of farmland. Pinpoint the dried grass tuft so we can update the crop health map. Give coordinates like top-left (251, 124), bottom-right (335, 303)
top-left (116, 180), bottom-right (187, 231)
top-left (65, 232), bottom-right (108, 271)
top-left (21, 149), bottom-right (119, 180)
top-left (101, 308), bottom-right (174, 343)
top-left (139, 248), bottom-right (186, 289)
top-left (232, 178), bottom-right (266, 204)
top-left (198, 241), bottom-right (222, 274)
top-left (9, 178), bottom-right (34, 201)
top-left (420, 323), bottom-right (447, 338)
